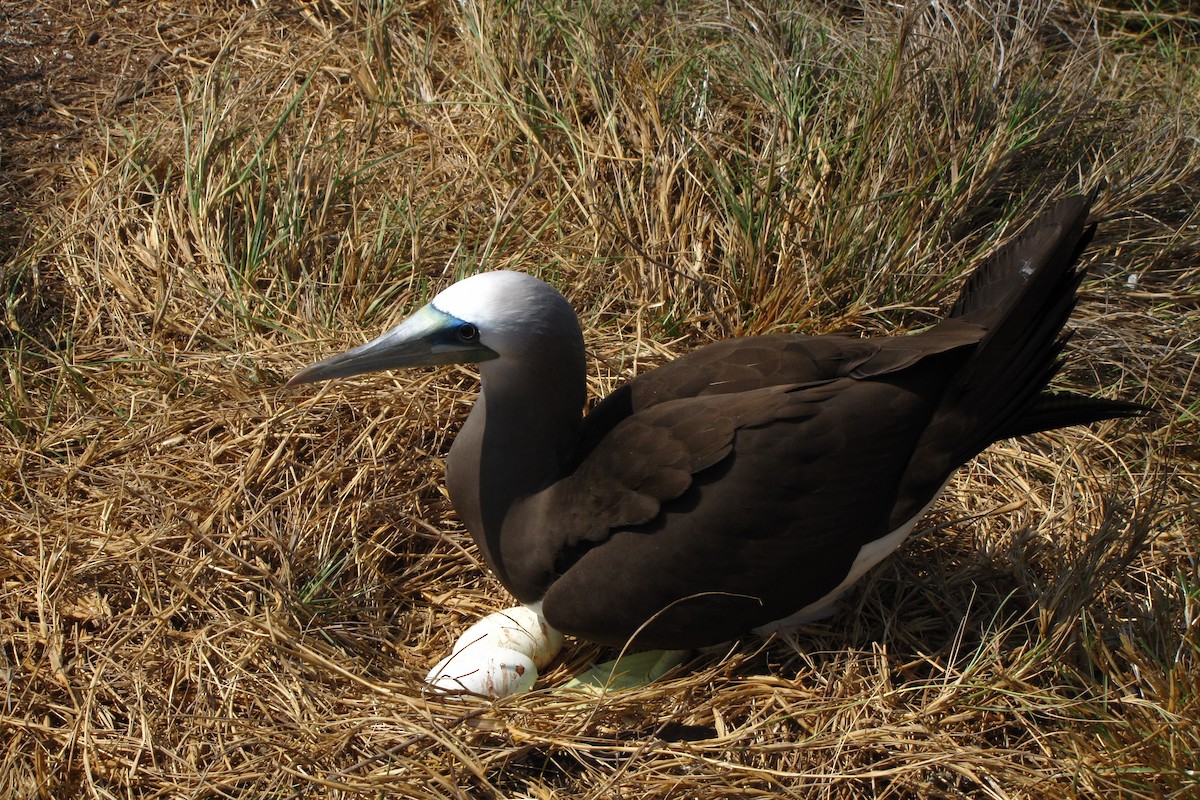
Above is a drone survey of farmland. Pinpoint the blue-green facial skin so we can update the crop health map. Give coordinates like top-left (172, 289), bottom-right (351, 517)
top-left (387, 305), bottom-right (499, 367)
top-left (421, 306), bottom-right (499, 364)
top-left (289, 305), bottom-right (498, 386)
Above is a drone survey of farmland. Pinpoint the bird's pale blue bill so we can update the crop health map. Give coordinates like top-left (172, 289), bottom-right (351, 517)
top-left (287, 305), bottom-right (497, 387)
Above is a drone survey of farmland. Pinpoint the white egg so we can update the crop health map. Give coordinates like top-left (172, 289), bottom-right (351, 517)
top-left (450, 605), bottom-right (565, 669)
top-left (425, 646), bottom-right (537, 698)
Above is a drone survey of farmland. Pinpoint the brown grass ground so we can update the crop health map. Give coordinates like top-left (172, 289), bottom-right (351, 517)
top-left (2, 1), bottom-right (1198, 797)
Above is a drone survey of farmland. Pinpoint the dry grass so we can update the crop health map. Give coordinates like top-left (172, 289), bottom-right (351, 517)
top-left (2, 0), bottom-right (1198, 797)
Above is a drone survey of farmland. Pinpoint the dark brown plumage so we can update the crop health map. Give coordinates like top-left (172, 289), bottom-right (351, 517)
top-left (289, 196), bottom-right (1145, 650)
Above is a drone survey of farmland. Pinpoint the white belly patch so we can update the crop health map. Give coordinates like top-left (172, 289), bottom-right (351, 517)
top-left (752, 482), bottom-right (949, 636)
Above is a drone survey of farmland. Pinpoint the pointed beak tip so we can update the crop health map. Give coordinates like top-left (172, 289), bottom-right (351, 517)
top-left (283, 368), bottom-right (321, 391)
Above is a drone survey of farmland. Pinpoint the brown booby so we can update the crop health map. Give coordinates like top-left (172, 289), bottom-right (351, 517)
top-left (288, 196), bottom-right (1145, 691)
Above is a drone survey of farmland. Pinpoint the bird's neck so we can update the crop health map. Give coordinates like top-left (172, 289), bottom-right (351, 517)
top-left (446, 354), bottom-right (585, 597)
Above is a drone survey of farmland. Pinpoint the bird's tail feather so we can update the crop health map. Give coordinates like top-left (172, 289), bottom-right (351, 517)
top-left (938, 195), bottom-right (1145, 458)
top-left (994, 392), bottom-right (1147, 441)
top-left (949, 194), bottom-right (1094, 327)
top-left (888, 194), bottom-right (1145, 529)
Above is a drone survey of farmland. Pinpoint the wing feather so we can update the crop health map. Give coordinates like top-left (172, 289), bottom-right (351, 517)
top-left (563, 381), bottom-right (831, 536)
top-left (501, 328), bottom-right (982, 629)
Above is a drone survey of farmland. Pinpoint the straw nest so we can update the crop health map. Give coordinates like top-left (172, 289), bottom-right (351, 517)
top-left (2, 1), bottom-right (1197, 797)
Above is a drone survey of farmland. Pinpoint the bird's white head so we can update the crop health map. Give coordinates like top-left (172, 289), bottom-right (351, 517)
top-left (287, 271), bottom-right (583, 387)
top-left (429, 271), bottom-right (581, 364)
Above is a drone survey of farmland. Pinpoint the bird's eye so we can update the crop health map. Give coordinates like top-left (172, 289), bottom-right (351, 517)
top-left (456, 323), bottom-right (479, 343)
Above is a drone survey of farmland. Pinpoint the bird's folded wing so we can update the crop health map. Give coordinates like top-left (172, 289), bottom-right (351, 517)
top-left (536, 373), bottom-right (943, 646)
top-left (529, 329), bottom-right (985, 587)
top-left (577, 329), bottom-right (983, 450)
top-left (554, 380), bottom-right (842, 544)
